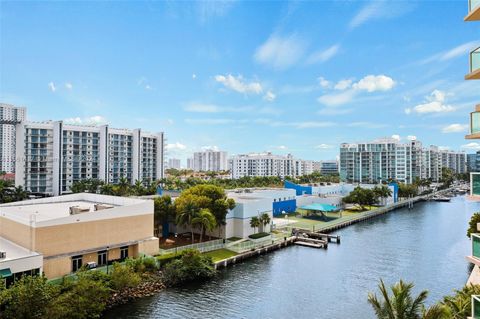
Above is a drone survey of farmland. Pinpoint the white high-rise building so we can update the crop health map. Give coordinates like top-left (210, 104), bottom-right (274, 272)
top-left (186, 157), bottom-right (194, 170)
top-left (15, 121), bottom-right (164, 195)
top-left (193, 149), bottom-right (228, 172)
top-left (167, 158), bottom-right (181, 170)
top-left (0, 103), bottom-right (26, 173)
top-left (229, 152), bottom-right (303, 179)
top-left (339, 137), bottom-right (465, 184)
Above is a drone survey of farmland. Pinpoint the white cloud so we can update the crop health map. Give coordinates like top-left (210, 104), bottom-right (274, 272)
top-left (391, 134), bottom-right (401, 141)
top-left (407, 135), bottom-right (417, 141)
top-left (405, 90), bottom-right (455, 115)
top-left (185, 118), bottom-right (236, 125)
top-left (347, 122), bottom-right (388, 129)
top-left (306, 44), bottom-right (340, 64)
top-left (352, 75), bottom-right (395, 92)
top-left (65, 82), bottom-right (73, 90)
top-left (334, 79), bottom-right (353, 91)
top-left (192, 74), bottom-right (197, 79)
top-left (317, 77), bottom-right (331, 88)
top-left (254, 34), bottom-right (306, 70)
top-left (294, 121), bottom-right (335, 129)
top-left (214, 74), bottom-right (263, 94)
top-left (48, 82), bottom-right (56, 92)
top-left (201, 145), bottom-right (219, 151)
top-left (263, 91), bottom-right (276, 102)
top-left (349, 0), bottom-right (413, 29)
top-left (166, 142), bottom-right (187, 151)
top-left (317, 90), bottom-right (356, 107)
top-left (277, 145), bottom-right (288, 150)
top-left (315, 144), bottom-right (333, 149)
top-left (64, 115), bottom-right (108, 125)
top-left (184, 103), bottom-right (222, 113)
top-left (421, 41), bottom-right (480, 64)
top-left (317, 108), bottom-right (353, 115)
top-left (442, 123), bottom-right (468, 133)
top-left (462, 142), bottom-right (480, 150)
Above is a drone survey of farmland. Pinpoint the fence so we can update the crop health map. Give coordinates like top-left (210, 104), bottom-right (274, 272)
top-left (158, 239), bottom-right (225, 255)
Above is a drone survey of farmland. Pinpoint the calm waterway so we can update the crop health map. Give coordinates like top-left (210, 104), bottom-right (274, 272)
top-left (106, 196), bottom-right (479, 319)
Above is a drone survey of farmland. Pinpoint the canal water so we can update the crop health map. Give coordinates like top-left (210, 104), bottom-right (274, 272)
top-left (105, 196), bottom-right (479, 319)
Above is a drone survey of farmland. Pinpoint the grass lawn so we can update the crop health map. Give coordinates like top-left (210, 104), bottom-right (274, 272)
top-left (227, 237), bottom-right (242, 242)
top-left (203, 249), bottom-right (237, 262)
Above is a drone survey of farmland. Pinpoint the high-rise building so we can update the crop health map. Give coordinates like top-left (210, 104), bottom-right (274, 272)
top-left (301, 160), bottom-right (338, 175)
top-left (229, 152), bottom-right (303, 179)
top-left (339, 138), bottom-right (465, 184)
top-left (193, 149), bottom-right (228, 172)
top-left (167, 158), bottom-right (181, 170)
top-left (0, 103), bottom-right (26, 173)
top-left (15, 121), bottom-right (164, 195)
top-left (467, 152), bottom-right (480, 172)
top-left (186, 157), bottom-right (194, 170)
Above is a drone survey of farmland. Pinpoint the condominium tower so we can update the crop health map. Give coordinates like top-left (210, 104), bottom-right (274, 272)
top-left (229, 152), bottom-right (303, 179)
top-left (0, 103), bottom-right (26, 173)
top-left (193, 149), bottom-right (228, 172)
top-left (15, 121), bottom-right (164, 196)
top-left (340, 138), bottom-right (466, 184)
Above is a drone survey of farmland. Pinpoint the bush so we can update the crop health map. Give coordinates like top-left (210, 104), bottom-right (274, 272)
top-left (467, 213), bottom-right (480, 238)
top-left (156, 253), bottom-right (182, 267)
top-left (441, 284), bottom-right (480, 318)
top-left (110, 262), bottom-right (141, 290)
top-left (248, 232), bottom-right (270, 239)
top-left (162, 249), bottom-right (216, 286)
top-left (125, 256), bottom-right (158, 273)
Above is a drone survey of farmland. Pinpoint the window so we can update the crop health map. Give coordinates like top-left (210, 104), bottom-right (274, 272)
top-left (120, 246), bottom-right (129, 260)
top-left (72, 255), bottom-right (83, 272)
top-left (98, 250), bottom-right (107, 266)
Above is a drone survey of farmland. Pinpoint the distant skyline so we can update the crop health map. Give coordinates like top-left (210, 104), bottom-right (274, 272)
top-left (1, 1), bottom-right (480, 162)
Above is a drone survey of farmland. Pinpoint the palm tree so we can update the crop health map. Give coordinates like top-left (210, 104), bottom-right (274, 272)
top-left (100, 184), bottom-right (115, 196)
top-left (12, 186), bottom-right (28, 201)
top-left (368, 279), bottom-right (448, 319)
top-left (192, 209), bottom-right (216, 243)
top-left (117, 176), bottom-right (131, 196)
top-left (250, 216), bottom-right (261, 234)
top-left (133, 180), bottom-right (145, 196)
top-left (259, 213), bottom-right (271, 233)
top-left (175, 195), bottom-right (201, 244)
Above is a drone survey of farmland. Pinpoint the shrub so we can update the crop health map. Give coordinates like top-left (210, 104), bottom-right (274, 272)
top-left (157, 253), bottom-right (182, 267)
top-left (0, 275), bottom-right (58, 319)
top-left (162, 249), bottom-right (216, 286)
top-left (467, 213), bottom-right (480, 238)
top-left (110, 262), bottom-right (141, 290)
top-left (441, 284), bottom-right (480, 318)
top-left (125, 256), bottom-right (158, 273)
top-left (248, 232), bottom-right (270, 239)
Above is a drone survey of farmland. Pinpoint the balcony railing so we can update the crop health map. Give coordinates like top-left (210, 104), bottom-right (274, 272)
top-left (466, 47), bottom-right (480, 80)
top-left (467, 0), bottom-right (480, 21)
top-left (472, 295), bottom-right (480, 319)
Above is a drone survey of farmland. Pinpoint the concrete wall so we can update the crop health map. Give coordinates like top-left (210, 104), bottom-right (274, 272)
top-left (0, 217), bottom-right (33, 250)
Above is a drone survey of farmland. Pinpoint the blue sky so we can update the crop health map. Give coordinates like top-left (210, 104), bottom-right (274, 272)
top-left (1, 1), bottom-right (480, 165)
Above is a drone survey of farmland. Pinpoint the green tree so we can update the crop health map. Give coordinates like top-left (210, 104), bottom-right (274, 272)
top-left (373, 185), bottom-right (393, 206)
top-left (110, 262), bottom-right (141, 290)
top-left (398, 183), bottom-right (418, 199)
top-left (162, 249), bottom-right (216, 286)
top-left (175, 193), bottom-right (210, 243)
top-left (0, 275), bottom-right (58, 319)
top-left (192, 208), bottom-right (217, 242)
top-left (154, 195), bottom-right (175, 237)
top-left (368, 279), bottom-right (448, 319)
top-left (250, 216), bottom-right (261, 234)
top-left (342, 187), bottom-right (378, 211)
top-left (259, 213), bottom-right (271, 232)
top-left (467, 213), bottom-right (480, 238)
top-left (48, 270), bottom-right (110, 319)
top-left (117, 176), bottom-right (131, 196)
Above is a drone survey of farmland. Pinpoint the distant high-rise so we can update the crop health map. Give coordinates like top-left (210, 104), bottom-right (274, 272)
top-left (229, 152), bottom-right (303, 179)
top-left (0, 103), bottom-right (26, 173)
top-left (193, 149), bottom-right (228, 172)
top-left (340, 137), bottom-right (466, 184)
top-left (186, 157), bottom-right (194, 170)
top-left (167, 158), bottom-right (181, 170)
top-left (15, 121), bottom-right (164, 195)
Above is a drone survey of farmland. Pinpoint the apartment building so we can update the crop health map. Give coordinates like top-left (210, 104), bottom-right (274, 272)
top-left (0, 193), bottom-right (158, 280)
top-left (229, 152), bottom-right (303, 179)
top-left (0, 103), bottom-right (26, 173)
top-left (15, 121), bottom-right (164, 196)
top-left (167, 158), bottom-right (181, 170)
top-left (301, 160), bottom-right (339, 175)
top-left (339, 138), bottom-right (465, 184)
top-left (193, 149), bottom-right (228, 172)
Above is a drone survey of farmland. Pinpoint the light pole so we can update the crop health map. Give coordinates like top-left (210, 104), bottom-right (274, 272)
top-left (174, 233), bottom-right (178, 255)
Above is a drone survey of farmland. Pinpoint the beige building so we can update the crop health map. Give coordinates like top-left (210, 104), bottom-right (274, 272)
top-left (0, 193), bottom-right (158, 280)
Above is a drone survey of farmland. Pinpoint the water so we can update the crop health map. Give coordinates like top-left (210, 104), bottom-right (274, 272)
top-left (106, 196), bottom-right (480, 319)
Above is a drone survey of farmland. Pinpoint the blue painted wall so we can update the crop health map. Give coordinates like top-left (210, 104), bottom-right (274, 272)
top-left (273, 199), bottom-right (297, 216)
top-left (284, 180), bottom-right (312, 196)
top-left (388, 182), bottom-right (399, 203)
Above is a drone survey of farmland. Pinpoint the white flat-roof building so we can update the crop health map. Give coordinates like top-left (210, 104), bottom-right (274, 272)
top-left (229, 152), bottom-right (303, 179)
top-left (0, 193), bottom-right (158, 279)
top-left (15, 121), bottom-right (165, 195)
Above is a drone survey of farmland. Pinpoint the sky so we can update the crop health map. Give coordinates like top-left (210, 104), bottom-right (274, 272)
top-left (1, 0), bottom-right (480, 166)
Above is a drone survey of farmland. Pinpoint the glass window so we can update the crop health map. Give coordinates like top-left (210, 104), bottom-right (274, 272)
top-left (97, 250), bottom-right (107, 266)
top-left (72, 255), bottom-right (83, 272)
top-left (120, 246), bottom-right (129, 260)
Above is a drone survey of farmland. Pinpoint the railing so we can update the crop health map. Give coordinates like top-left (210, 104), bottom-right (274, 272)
top-left (470, 47), bottom-right (480, 74)
top-left (473, 234), bottom-right (480, 260)
top-left (472, 295), bottom-right (480, 319)
top-left (470, 0), bottom-right (480, 13)
top-left (471, 111), bottom-right (480, 135)
top-left (227, 237), bottom-right (283, 253)
top-left (158, 239), bottom-right (225, 255)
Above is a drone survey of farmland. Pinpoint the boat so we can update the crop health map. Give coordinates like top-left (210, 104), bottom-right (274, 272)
top-left (432, 196), bottom-right (451, 202)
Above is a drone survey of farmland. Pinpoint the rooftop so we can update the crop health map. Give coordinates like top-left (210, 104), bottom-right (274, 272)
top-left (0, 236), bottom-right (40, 263)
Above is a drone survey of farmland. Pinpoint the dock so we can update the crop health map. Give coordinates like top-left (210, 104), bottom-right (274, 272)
top-left (294, 237), bottom-right (328, 249)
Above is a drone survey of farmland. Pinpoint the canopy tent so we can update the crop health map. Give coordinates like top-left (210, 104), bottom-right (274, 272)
top-left (0, 268), bottom-right (12, 278)
top-left (299, 203), bottom-right (342, 220)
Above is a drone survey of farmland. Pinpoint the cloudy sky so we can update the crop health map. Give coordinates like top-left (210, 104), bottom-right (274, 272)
top-left (1, 1), bottom-right (480, 165)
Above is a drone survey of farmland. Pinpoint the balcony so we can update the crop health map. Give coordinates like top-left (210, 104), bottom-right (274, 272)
top-left (465, 0), bottom-right (480, 21)
top-left (472, 295), bottom-right (480, 319)
top-left (466, 47), bottom-right (480, 80)
top-left (466, 106), bottom-right (480, 139)
top-left (467, 234), bottom-right (480, 266)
